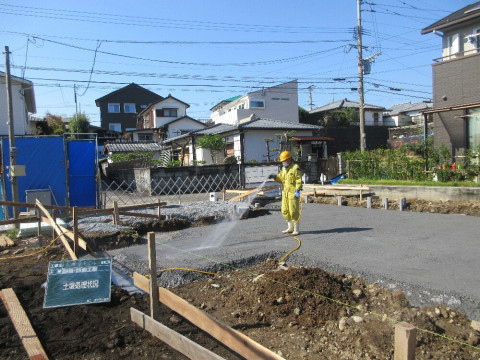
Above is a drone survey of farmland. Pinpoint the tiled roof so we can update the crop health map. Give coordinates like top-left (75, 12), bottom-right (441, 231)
top-left (162, 117), bottom-right (321, 145)
top-left (309, 98), bottom-right (385, 113)
top-left (239, 117), bottom-right (321, 131)
top-left (105, 141), bottom-right (161, 153)
top-left (384, 101), bottom-right (433, 115)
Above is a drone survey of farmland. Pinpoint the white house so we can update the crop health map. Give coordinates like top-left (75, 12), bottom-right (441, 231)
top-left (383, 101), bottom-right (433, 127)
top-left (210, 80), bottom-right (299, 125)
top-left (163, 115), bottom-right (324, 165)
top-left (309, 98), bottom-right (386, 126)
top-left (135, 94), bottom-right (206, 141)
top-left (0, 72), bottom-right (36, 135)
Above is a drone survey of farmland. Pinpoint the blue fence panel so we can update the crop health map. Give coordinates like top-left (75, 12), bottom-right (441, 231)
top-left (2, 137), bottom-right (67, 216)
top-left (68, 140), bottom-right (97, 208)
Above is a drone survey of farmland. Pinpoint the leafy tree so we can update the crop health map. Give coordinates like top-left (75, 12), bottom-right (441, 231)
top-left (46, 113), bottom-right (66, 134)
top-left (197, 134), bottom-right (227, 164)
top-left (69, 112), bottom-right (90, 138)
top-left (324, 108), bottom-right (358, 127)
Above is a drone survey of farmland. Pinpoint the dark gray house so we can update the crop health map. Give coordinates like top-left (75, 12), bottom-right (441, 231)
top-left (422, 2), bottom-right (480, 159)
top-left (95, 83), bottom-right (163, 133)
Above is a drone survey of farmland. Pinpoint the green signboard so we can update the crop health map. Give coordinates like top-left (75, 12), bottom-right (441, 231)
top-left (43, 257), bottom-right (112, 309)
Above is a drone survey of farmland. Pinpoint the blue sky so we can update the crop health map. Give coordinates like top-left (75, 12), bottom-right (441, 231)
top-left (0, 0), bottom-right (475, 126)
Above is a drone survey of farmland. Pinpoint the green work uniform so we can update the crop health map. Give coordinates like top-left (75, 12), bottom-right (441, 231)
top-left (275, 163), bottom-right (303, 222)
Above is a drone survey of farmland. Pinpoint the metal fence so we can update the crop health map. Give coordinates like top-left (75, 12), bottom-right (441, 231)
top-left (101, 172), bottom-right (242, 208)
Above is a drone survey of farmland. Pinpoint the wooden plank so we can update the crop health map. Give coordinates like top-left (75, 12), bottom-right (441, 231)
top-left (130, 308), bottom-right (225, 360)
top-left (133, 272), bottom-right (284, 360)
top-left (0, 288), bottom-right (49, 360)
top-left (36, 200), bottom-right (77, 260)
top-left (0, 217), bottom-right (40, 226)
top-left (0, 234), bottom-right (15, 247)
top-left (117, 211), bottom-right (163, 219)
top-left (394, 322), bottom-right (416, 360)
top-left (117, 202), bottom-right (167, 211)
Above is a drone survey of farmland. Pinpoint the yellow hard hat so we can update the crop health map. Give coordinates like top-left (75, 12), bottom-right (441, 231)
top-left (279, 151), bottom-right (291, 162)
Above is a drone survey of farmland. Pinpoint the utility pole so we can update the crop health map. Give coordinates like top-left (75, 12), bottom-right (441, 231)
top-left (308, 85), bottom-right (314, 110)
top-left (357, 0), bottom-right (366, 151)
top-left (4, 46), bottom-right (20, 219)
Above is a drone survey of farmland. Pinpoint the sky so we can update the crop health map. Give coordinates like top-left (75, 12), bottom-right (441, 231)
top-left (1, 0), bottom-right (476, 126)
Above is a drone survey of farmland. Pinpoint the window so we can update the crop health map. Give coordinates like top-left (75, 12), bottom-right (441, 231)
top-left (138, 133), bottom-right (153, 141)
top-left (156, 108), bottom-right (178, 117)
top-left (249, 100), bottom-right (265, 109)
top-left (109, 123), bottom-right (122, 132)
top-left (468, 108), bottom-right (480, 153)
top-left (124, 103), bottom-right (136, 113)
top-left (108, 103), bottom-right (120, 113)
top-left (373, 113), bottom-right (379, 126)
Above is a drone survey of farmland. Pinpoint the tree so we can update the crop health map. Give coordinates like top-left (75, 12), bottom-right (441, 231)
top-left (46, 113), bottom-right (66, 134)
top-left (196, 134), bottom-right (227, 164)
top-left (69, 112), bottom-right (90, 138)
top-left (324, 108), bottom-right (358, 127)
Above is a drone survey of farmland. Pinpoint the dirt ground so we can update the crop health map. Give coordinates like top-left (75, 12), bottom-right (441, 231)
top-left (1, 197), bottom-right (480, 359)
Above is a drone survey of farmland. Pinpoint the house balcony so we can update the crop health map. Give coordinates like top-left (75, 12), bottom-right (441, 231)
top-left (432, 52), bottom-right (480, 107)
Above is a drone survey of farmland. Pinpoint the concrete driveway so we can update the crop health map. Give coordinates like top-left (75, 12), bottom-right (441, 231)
top-left (109, 202), bottom-right (480, 321)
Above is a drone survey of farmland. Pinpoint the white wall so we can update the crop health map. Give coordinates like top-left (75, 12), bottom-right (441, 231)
top-left (211, 80), bottom-right (299, 125)
top-left (0, 81), bottom-right (30, 135)
top-left (243, 129), bottom-right (312, 163)
top-left (442, 23), bottom-right (480, 59)
top-left (153, 98), bottom-right (188, 128)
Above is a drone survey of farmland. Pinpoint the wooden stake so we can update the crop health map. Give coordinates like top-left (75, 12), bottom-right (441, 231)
top-left (73, 207), bottom-right (78, 256)
top-left (394, 322), bottom-right (416, 360)
top-left (148, 232), bottom-right (160, 321)
top-left (113, 201), bottom-right (120, 225)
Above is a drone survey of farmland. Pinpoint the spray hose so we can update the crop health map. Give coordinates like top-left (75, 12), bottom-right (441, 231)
top-left (278, 194), bottom-right (303, 263)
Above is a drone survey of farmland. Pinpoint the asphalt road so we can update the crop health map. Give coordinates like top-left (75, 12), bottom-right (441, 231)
top-left (109, 201), bottom-right (480, 321)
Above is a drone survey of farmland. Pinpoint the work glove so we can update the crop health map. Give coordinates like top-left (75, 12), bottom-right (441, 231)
top-left (294, 190), bottom-right (300, 198)
top-left (268, 174), bottom-right (276, 180)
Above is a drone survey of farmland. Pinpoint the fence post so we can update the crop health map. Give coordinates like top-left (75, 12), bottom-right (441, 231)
top-left (337, 196), bottom-right (342, 206)
top-left (157, 198), bottom-right (162, 220)
top-left (113, 201), bottom-right (120, 225)
top-left (148, 232), bottom-right (160, 321)
top-left (367, 197), bottom-right (372, 209)
top-left (394, 322), bottom-right (416, 360)
top-left (383, 198), bottom-right (389, 210)
top-left (399, 198), bottom-right (406, 211)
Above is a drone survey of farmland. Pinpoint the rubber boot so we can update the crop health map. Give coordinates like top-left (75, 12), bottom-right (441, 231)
top-left (291, 222), bottom-right (300, 236)
top-left (282, 221), bottom-right (294, 234)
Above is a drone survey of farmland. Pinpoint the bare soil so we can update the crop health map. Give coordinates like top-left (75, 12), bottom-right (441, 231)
top-left (1, 197), bottom-right (480, 359)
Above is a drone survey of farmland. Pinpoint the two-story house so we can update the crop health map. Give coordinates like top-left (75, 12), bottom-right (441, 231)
top-left (421, 2), bottom-right (480, 159)
top-left (95, 83), bottom-right (163, 133)
top-left (135, 94), bottom-right (206, 142)
top-left (0, 71), bottom-right (36, 135)
top-left (210, 80), bottom-right (299, 125)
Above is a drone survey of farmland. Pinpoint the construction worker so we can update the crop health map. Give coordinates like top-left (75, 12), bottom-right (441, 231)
top-left (268, 150), bottom-right (302, 235)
